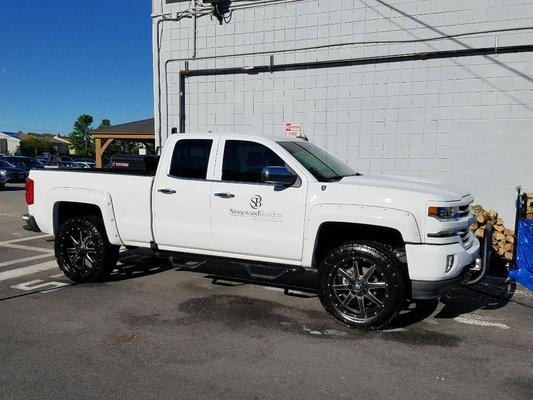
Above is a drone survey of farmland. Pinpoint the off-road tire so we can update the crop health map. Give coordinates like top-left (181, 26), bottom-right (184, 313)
top-left (318, 241), bottom-right (406, 329)
top-left (55, 216), bottom-right (119, 283)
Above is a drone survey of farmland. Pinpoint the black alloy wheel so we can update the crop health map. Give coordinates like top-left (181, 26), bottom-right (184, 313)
top-left (55, 216), bottom-right (119, 283)
top-left (318, 241), bottom-right (406, 329)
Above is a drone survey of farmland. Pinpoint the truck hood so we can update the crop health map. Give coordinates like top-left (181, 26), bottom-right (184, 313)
top-left (337, 175), bottom-right (470, 202)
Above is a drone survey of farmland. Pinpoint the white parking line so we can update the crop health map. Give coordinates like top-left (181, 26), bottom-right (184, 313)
top-left (0, 242), bottom-right (54, 254)
top-left (0, 234), bottom-right (52, 245)
top-left (0, 253), bottom-right (54, 269)
top-left (0, 261), bottom-right (58, 282)
top-left (11, 279), bottom-right (69, 291)
top-left (453, 315), bottom-right (510, 330)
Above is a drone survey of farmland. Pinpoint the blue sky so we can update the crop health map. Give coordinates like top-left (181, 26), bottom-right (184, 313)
top-left (0, 0), bottom-right (153, 134)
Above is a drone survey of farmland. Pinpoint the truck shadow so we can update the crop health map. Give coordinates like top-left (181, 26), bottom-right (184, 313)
top-left (387, 279), bottom-right (516, 329)
top-left (108, 249), bottom-right (517, 329)
top-left (435, 280), bottom-right (516, 319)
top-left (108, 251), bottom-right (172, 282)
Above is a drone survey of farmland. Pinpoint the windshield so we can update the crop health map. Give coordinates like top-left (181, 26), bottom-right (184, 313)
top-left (0, 160), bottom-right (16, 168)
top-left (23, 158), bottom-right (43, 167)
top-left (278, 141), bottom-right (359, 182)
top-left (6, 158), bottom-right (24, 167)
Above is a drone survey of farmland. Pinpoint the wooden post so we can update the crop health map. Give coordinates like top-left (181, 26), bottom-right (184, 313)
top-left (94, 137), bottom-right (115, 168)
top-left (95, 138), bottom-right (103, 168)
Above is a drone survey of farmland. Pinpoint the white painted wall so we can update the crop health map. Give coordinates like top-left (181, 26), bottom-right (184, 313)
top-left (0, 132), bottom-right (20, 154)
top-left (153, 0), bottom-right (533, 224)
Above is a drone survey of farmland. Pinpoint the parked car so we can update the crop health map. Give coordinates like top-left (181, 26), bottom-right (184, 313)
top-left (23, 133), bottom-right (487, 329)
top-left (71, 161), bottom-right (96, 169)
top-left (5, 156), bottom-right (45, 171)
top-left (0, 168), bottom-right (6, 190)
top-left (37, 158), bottom-right (57, 167)
top-left (0, 159), bottom-right (28, 182)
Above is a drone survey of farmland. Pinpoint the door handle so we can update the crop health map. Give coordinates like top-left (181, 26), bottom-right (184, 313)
top-left (214, 192), bottom-right (235, 199)
top-left (158, 188), bottom-right (176, 194)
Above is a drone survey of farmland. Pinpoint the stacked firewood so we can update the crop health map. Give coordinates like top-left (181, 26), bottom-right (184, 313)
top-left (527, 195), bottom-right (533, 219)
top-left (471, 205), bottom-right (515, 260)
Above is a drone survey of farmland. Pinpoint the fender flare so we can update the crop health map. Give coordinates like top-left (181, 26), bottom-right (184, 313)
top-left (49, 187), bottom-right (123, 246)
top-left (303, 203), bottom-right (421, 267)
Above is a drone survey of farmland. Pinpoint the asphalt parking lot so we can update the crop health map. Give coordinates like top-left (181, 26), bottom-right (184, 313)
top-left (0, 183), bottom-right (532, 399)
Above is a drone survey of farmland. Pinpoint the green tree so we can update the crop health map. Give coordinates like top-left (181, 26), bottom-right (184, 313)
top-left (19, 133), bottom-right (54, 157)
top-left (68, 114), bottom-right (94, 157)
top-left (98, 119), bottom-right (111, 129)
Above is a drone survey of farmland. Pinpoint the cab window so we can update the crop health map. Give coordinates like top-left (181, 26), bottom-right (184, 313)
top-left (169, 139), bottom-right (213, 179)
top-left (222, 140), bottom-right (285, 183)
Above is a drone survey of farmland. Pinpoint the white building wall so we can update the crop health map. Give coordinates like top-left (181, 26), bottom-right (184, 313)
top-left (0, 133), bottom-right (20, 154)
top-left (153, 0), bottom-right (533, 224)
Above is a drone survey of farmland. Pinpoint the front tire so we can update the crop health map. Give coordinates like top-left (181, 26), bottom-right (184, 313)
top-left (318, 241), bottom-right (406, 329)
top-left (55, 216), bottom-right (119, 283)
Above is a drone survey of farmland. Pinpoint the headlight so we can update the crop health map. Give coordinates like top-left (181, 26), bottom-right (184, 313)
top-left (0, 170), bottom-right (6, 177)
top-left (428, 206), bottom-right (462, 221)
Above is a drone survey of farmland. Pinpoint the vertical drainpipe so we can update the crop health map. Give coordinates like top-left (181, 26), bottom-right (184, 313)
top-left (179, 65), bottom-right (188, 133)
top-left (192, 10), bottom-right (197, 59)
top-left (154, 16), bottom-right (164, 150)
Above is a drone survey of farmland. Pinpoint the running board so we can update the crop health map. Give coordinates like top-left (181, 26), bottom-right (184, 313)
top-left (169, 257), bottom-right (207, 271)
top-left (155, 250), bottom-right (307, 284)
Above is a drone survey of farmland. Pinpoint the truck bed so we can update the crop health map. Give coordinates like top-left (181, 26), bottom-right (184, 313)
top-left (54, 168), bottom-right (156, 176)
top-left (29, 169), bottom-right (155, 246)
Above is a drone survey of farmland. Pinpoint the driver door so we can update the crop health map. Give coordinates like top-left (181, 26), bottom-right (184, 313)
top-left (210, 139), bottom-right (307, 263)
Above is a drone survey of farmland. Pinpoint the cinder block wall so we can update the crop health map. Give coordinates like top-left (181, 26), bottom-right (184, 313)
top-left (153, 0), bottom-right (533, 224)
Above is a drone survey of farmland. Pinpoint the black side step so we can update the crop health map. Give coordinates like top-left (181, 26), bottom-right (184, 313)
top-left (234, 263), bottom-right (304, 282)
top-left (209, 274), bottom-right (316, 296)
top-left (169, 256), bottom-right (207, 271)
top-left (154, 249), bottom-right (308, 284)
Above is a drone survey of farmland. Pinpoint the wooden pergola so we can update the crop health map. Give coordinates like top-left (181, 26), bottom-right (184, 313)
top-left (91, 118), bottom-right (155, 168)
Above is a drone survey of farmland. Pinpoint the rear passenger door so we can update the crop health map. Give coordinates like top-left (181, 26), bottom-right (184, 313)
top-left (153, 138), bottom-right (216, 251)
top-left (210, 139), bottom-right (307, 263)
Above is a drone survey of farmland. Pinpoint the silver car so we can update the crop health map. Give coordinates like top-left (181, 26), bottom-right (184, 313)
top-left (0, 169), bottom-right (6, 190)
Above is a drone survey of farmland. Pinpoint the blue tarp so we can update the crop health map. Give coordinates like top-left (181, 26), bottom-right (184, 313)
top-left (509, 219), bottom-right (533, 291)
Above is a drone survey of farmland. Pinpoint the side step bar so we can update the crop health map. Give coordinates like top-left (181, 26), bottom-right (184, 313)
top-left (156, 250), bottom-right (308, 285)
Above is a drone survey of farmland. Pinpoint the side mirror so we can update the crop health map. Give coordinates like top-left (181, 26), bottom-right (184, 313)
top-left (261, 166), bottom-right (297, 186)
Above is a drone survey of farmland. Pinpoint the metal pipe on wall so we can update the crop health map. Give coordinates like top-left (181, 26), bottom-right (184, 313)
top-left (177, 44), bottom-right (533, 133)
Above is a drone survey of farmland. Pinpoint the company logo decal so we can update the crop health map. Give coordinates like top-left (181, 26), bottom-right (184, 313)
top-left (229, 195), bottom-right (282, 222)
top-left (250, 195), bottom-right (262, 209)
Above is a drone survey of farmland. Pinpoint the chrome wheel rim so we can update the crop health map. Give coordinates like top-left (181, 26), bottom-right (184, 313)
top-left (64, 228), bottom-right (97, 276)
top-left (327, 257), bottom-right (389, 322)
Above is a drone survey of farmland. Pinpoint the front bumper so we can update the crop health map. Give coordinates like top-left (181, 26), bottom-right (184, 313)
top-left (22, 214), bottom-right (41, 232)
top-left (406, 235), bottom-right (480, 300)
top-left (411, 275), bottom-right (465, 300)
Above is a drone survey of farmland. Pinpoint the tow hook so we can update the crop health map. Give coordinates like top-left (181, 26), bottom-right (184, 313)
top-left (471, 258), bottom-right (482, 272)
top-left (464, 222), bottom-right (493, 286)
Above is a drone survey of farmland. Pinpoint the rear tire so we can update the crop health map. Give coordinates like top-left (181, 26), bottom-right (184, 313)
top-left (318, 241), bottom-right (406, 329)
top-left (55, 216), bottom-right (119, 283)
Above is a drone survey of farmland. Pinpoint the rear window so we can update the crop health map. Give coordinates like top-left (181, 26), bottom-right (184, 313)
top-left (169, 139), bottom-right (213, 179)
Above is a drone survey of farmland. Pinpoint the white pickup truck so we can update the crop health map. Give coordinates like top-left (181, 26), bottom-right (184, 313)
top-left (23, 133), bottom-right (489, 329)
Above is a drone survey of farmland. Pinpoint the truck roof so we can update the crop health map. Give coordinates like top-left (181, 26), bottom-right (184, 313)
top-left (167, 132), bottom-right (307, 142)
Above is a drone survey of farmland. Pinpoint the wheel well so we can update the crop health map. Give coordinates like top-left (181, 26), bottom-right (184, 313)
top-left (313, 222), bottom-right (405, 267)
top-left (54, 202), bottom-right (103, 232)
